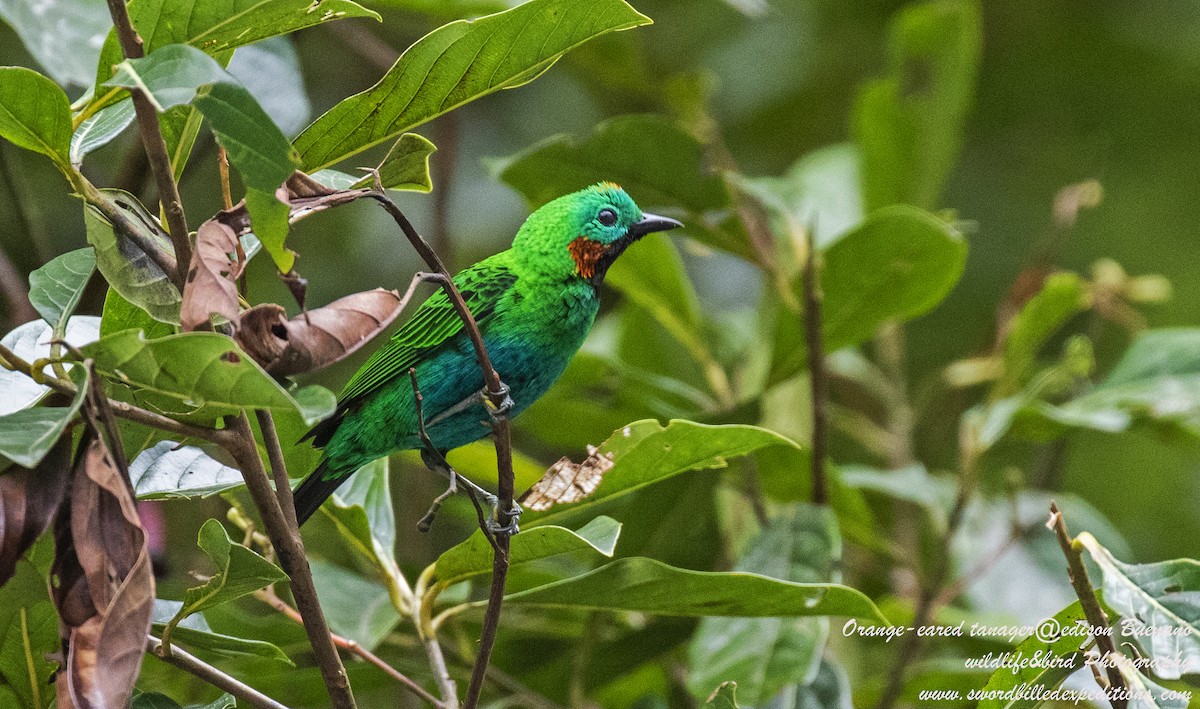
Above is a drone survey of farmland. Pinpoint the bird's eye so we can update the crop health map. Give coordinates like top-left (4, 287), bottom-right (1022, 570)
top-left (597, 208), bottom-right (618, 226)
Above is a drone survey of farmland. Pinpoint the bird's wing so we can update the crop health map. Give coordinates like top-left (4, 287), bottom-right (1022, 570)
top-left (336, 259), bottom-right (518, 407)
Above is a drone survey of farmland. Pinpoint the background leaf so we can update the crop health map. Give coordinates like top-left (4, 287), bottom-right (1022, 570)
top-left (128, 442), bottom-right (244, 499)
top-left (0, 317), bottom-right (99, 416)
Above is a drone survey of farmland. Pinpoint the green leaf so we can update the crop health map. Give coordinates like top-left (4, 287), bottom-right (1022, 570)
top-left (435, 516), bottom-right (621, 588)
top-left (320, 458), bottom-right (408, 606)
top-left (79, 329), bottom-right (314, 421)
top-left (90, 0), bottom-right (379, 101)
top-left (164, 520), bottom-right (288, 648)
top-left (307, 559), bottom-right (400, 651)
top-left (128, 441), bottom-right (244, 499)
top-left (1078, 532), bottom-right (1200, 680)
top-left (371, 132), bottom-right (437, 192)
top-left (151, 600), bottom-right (291, 664)
top-left (977, 600), bottom-right (1088, 709)
top-left (0, 0), bottom-right (110, 87)
top-left (290, 384), bottom-right (338, 427)
top-left (0, 317), bottom-right (100, 415)
top-left (105, 44), bottom-right (300, 271)
top-left (84, 191), bottom-right (182, 324)
top-left (27, 248), bottom-right (96, 334)
top-left (294, 0), bottom-right (652, 170)
top-left (528, 419), bottom-right (802, 526)
top-left (70, 100), bottom-right (136, 167)
top-left (995, 272), bottom-right (1089, 397)
top-left (705, 682), bottom-right (740, 708)
top-left (0, 536), bottom-right (59, 709)
top-left (495, 113), bottom-right (725, 212)
top-left (0, 367), bottom-right (88, 468)
top-left (1040, 329), bottom-right (1200, 436)
top-left (497, 556), bottom-right (887, 622)
top-left (772, 659), bottom-right (854, 709)
top-left (1112, 653), bottom-right (1190, 709)
top-left (688, 505), bottom-right (839, 705)
top-left (770, 205), bottom-right (967, 383)
top-left (0, 67), bottom-right (73, 169)
top-left (100, 288), bottom-right (175, 339)
top-left (733, 143), bottom-right (863, 250)
top-left (853, 0), bottom-right (981, 211)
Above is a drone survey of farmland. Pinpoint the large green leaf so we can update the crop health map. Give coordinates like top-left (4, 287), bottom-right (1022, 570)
top-left (688, 505), bottom-right (839, 705)
top-left (496, 556), bottom-right (886, 622)
top-left (100, 288), bottom-right (175, 339)
top-left (89, 0), bottom-right (378, 104)
top-left (294, 0), bottom-right (652, 170)
top-left (321, 458), bottom-right (405, 596)
top-left (105, 44), bottom-right (299, 271)
top-left (0, 536), bottom-right (58, 709)
top-left (83, 191), bottom-right (182, 324)
top-left (435, 515), bottom-right (621, 588)
top-left (308, 559), bottom-right (400, 651)
top-left (70, 101), bottom-right (136, 167)
top-left (27, 248), bottom-right (96, 333)
top-left (528, 419), bottom-right (802, 527)
top-left (0, 317), bottom-right (100, 415)
top-left (0, 67), bottom-right (73, 169)
top-left (0, 368), bottom-right (88, 467)
top-left (128, 441), bottom-right (244, 499)
top-left (770, 205), bottom-right (967, 383)
top-left (977, 600), bottom-right (1089, 709)
top-left (1052, 328), bottom-right (1200, 437)
top-left (79, 329), bottom-right (313, 421)
top-left (0, 0), bottom-right (109, 87)
top-left (151, 600), bottom-right (291, 664)
top-left (1078, 533), bottom-right (1200, 680)
top-left (854, 0), bottom-right (981, 211)
top-left (163, 520), bottom-right (288, 649)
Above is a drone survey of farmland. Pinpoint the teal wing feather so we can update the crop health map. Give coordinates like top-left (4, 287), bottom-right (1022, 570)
top-left (304, 258), bottom-right (517, 448)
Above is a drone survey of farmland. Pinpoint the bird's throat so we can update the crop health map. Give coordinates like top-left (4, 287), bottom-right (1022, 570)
top-left (568, 236), bottom-right (609, 282)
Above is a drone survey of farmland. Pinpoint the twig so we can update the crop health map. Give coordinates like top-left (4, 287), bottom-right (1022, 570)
top-left (254, 588), bottom-right (440, 706)
top-left (801, 227), bottom-right (828, 506)
top-left (217, 146), bottom-right (233, 210)
top-left (364, 186), bottom-right (515, 709)
top-left (876, 425), bottom-right (980, 709)
top-left (1048, 501), bottom-right (1126, 707)
top-left (146, 635), bottom-right (288, 709)
top-left (254, 409), bottom-right (299, 528)
top-left (224, 412), bottom-right (357, 709)
top-left (103, 0), bottom-right (193, 288)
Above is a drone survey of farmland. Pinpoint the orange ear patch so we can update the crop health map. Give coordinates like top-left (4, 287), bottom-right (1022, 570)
top-left (568, 237), bottom-right (607, 279)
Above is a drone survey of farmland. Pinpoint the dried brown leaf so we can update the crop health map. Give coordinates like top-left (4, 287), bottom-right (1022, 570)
top-left (519, 445), bottom-right (615, 512)
top-left (235, 288), bottom-right (406, 376)
top-left (180, 215), bottom-right (243, 332)
top-left (51, 434), bottom-right (154, 709)
top-left (0, 437), bottom-right (71, 585)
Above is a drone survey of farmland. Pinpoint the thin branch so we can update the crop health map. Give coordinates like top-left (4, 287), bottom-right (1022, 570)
top-left (801, 227), bottom-right (828, 506)
top-left (1049, 501), bottom-right (1126, 707)
top-left (224, 412), bottom-right (357, 709)
top-left (364, 186), bottom-right (514, 709)
top-left (71, 172), bottom-right (179, 288)
top-left (254, 588), bottom-right (440, 707)
top-left (146, 635), bottom-right (288, 709)
top-left (103, 0), bottom-right (193, 287)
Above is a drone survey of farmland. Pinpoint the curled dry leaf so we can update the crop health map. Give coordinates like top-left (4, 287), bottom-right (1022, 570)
top-left (0, 437), bottom-right (72, 585)
top-left (180, 214), bottom-right (244, 332)
top-left (51, 433), bottom-right (154, 709)
top-left (520, 444), bottom-right (615, 512)
top-left (235, 288), bottom-right (406, 377)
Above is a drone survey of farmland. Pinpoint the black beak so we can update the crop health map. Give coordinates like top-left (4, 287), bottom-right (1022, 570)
top-left (628, 213), bottom-right (683, 238)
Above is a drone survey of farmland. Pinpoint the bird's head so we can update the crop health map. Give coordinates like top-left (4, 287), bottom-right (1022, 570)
top-left (512, 182), bottom-right (682, 284)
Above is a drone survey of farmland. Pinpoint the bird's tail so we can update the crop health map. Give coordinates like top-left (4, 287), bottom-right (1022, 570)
top-left (292, 459), bottom-right (349, 526)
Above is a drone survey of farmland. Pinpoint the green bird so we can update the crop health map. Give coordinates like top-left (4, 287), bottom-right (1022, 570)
top-left (293, 182), bottom-right (681, 526)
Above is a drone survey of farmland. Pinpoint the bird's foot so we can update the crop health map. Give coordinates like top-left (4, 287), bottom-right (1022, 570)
top-left (481, 383), bottom-right (515, 422)
top-left (486, 500), bottom-right (522, 536)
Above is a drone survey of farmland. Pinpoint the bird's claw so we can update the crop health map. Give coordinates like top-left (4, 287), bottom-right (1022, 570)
top-left (482, 383), bottom-right (515, 422)
top-left (487, 500), bottom-right (522, 536)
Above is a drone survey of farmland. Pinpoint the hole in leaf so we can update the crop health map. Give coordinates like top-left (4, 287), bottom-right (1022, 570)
top-left (271, 324), bottom-right (288, 340)
top-left (220, 351), bottom-right (241, 364)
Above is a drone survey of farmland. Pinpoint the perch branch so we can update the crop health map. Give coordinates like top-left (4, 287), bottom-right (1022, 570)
top-left (801, 227), bottom-right (828, 505)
